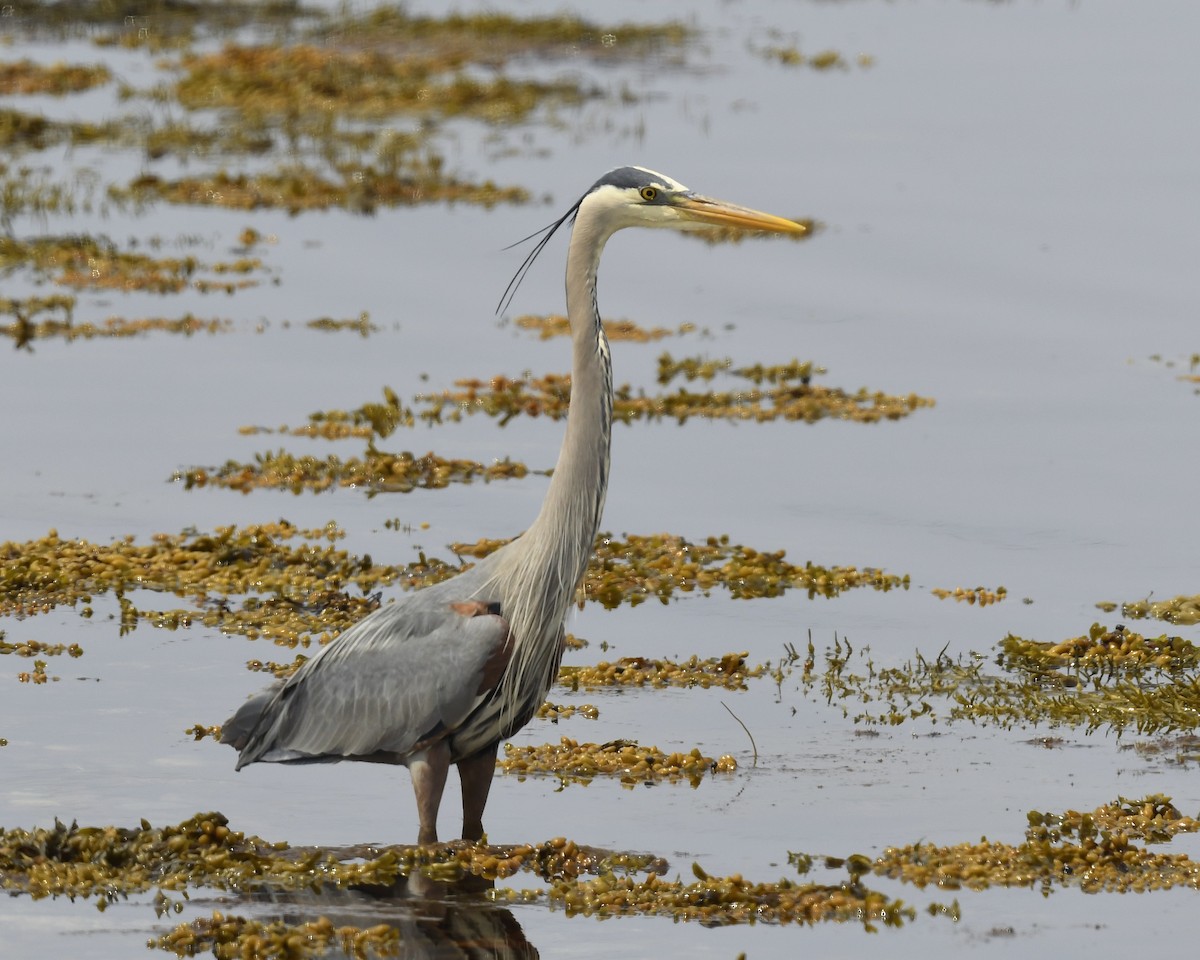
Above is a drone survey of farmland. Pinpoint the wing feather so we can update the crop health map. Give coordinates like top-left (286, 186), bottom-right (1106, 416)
top-left (226, 588), bottom-right (510, 769)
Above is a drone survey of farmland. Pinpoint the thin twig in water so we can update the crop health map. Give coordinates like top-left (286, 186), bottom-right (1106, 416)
top-left (720, 700), bottom-right (758, 767)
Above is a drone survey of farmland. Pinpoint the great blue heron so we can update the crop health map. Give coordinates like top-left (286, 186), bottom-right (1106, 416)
top-left (222, 166), bottom-right (804, 844)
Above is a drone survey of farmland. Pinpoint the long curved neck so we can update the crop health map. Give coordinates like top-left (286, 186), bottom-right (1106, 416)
top-left (521, 211), bottom-right (614, 593)
top-left (481, 205), bottom-right (617, 728)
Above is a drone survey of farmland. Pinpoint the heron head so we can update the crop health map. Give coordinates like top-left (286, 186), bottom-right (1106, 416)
top-left (581, 165), bottom-right (807, 236)
top-left (497, 166), bottom-right (805, 314)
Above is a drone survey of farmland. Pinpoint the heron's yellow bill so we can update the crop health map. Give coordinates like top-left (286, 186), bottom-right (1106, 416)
top-left (674, 195), bottom-right (808, 234)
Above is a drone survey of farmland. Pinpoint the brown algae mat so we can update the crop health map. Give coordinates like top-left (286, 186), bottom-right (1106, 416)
top-left (2, 795), bottom-right (1196, 952)
top-left (177, 357), bottom-right (932, 494)
top-left (0, 524), bottom-right (907, 655)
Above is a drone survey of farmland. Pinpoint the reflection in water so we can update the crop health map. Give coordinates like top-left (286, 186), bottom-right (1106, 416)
top-left (247, 874), bottom-right (538, 960)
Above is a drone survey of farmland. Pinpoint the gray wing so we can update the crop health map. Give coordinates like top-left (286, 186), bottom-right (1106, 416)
top-left (224, 585), bottom-right (511, 769)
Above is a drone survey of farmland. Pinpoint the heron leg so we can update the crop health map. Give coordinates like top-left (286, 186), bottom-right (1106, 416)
top-left (408, 743), bottom-right (450, 845)
top-left (458, 742), bottom-right (499, 842)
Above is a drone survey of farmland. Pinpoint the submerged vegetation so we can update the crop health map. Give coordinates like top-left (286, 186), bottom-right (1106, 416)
top-left (112, 166), bottom-right (529, 215)
top-left (559, 652), bottom-right (765, 690)
top-left (1109, 592), bottom-right (1200, 626)
top-left (0, 523), bottom-right (904, 655)
top-left (0, 59), bottom-right (110, 95)
top-left (876, 795), bottom-right (1200, 895)
top-left (179, 359), bottom-right (933, 493)
top-left (175, 448), bottom-right (536, 495)
top-left (931, 584), bottom-right (1006, 606)
top-left (172, 44), bottom-right (595, 122)
top-left (0, 6), bottom-right (691, 224)
top-left (497, 738), bottom-right (738, 788)
top-left (2, 795), bottom-right (1196, 952)
top-left (0, 234), bottom-right (266, 294)
top-left (413, 356), bottom-right (932, 427)
top-left (804, 627), bottom-right (1200, 736)
top-left (11, 519), bottom-right (1195, 741)
top-left (515, 314), bottom-right (699, 342)
top-left (233, 355), bottom-right (931, 437)
top-left (0, 809), bottom-right (912, 936)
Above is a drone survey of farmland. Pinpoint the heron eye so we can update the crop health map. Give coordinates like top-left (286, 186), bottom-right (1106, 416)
top-left (640, 186), bottom-right (658, 202)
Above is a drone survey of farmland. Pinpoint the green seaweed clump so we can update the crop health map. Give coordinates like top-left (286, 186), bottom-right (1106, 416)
top-left (535, 702), bottom-right (600, 722)
top-left (808, 629), bottom-right (1200, 736)
top-left (515, 313), bottom-right (697, 342)
top-left (0, 812), bottom-right (417, 906)
top-left (931, 585), bottom-right (1006, 607)
top-left (114, 167), bottom-right (529, 215)
top-left (453, 531), bottom-right (907, 606)
top-left (1117, 593), bottom-right (1200, 626)
top-left (306, 312), bottom-right (377, 337)
top-left (1000, 623), bottom-right (1200, 674)
top-left (586, 533), bottom-right (907, 605)
top-left (332, 7), bottom-right (690, 60)
top-left (758, 47), bottom-right (855, 70)
top-left (0, 234), bottom-right (265, 294)
top-left (0, 811), bottom-right (666, 911)
top-left (544, 863), bottom-right (914, 929)
top-left (416, 361), bottom-right (933, 426)
top-left (0, 522), bottom-right (412, 648)
top-left (242, 386), bottom-right (416, 441)
top-left (173, 44), bottom-right (593, 122)
top-left (1, 635), bottom-right (83, 683)
top-left (559, 652), bottom-right (765, 690)
top-left (497, 738), bottom-right (736, 788)
top-left (0, 107), bottom-right (117, 152)
top-left (174, 448), bottom-right (534, 495)
top-left (153, 912), bottom-right (397, 960)
top-left (1, 524), bottom-right (898, 659)
top-left (876, 795), bottom-right (1200, 895)
top-left (3, 311), bottom-right (231, 348)
top-left (0, 59), bottom-right (111, 95)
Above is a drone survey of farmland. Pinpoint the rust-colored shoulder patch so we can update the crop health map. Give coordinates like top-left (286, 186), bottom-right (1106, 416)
top-left (450, 600), bottom-right (502, 617)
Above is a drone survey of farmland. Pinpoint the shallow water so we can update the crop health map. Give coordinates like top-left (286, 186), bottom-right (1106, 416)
top-left (2, 0), bottom-right (1199, 956)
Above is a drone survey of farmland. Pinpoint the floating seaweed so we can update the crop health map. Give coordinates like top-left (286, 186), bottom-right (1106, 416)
top-left (0, 59), bottom-right (110, 95)
top-left (0, 234), bottom-right (266, 294)
top-left (515, 314), bottom-right (698, 342)
top-left (535, 702), bottom-right (600, 722)
top-left (326, 7), bottom-right (691, 63)
top-left (173, 448), bottom-right (534, 495)
top-left (999, 623), bottom-right (1200, 674)
top-left (0, 525), bottom-right (898, 657)
top-left (153, 913), bottom-right (400, 960)
top-left (559, 652), bottom-right (765, 690)
top-left (112, 167), bottom-right (530, 215)
top-left (415, 361), bottom-right (932, 427)
top-left (542, 868), bottom-right (913, 929)
top-left (497, 737), bottom-right (737, 787)
top-left (172, 45), bottom-right (596, 123)
top-left (931, 585), bottom-right (1006, 607)
top-left (0, 107), bottom-right (118, 152)
top-left (2, 311), bottom-right (232, 348)
top-left (806, 628), bottom-right (1200, 736)
top-left (876, 795), bottom-right (1200, 895)
top-left (756, 47), bottom-right (864, 71)
top-left (1115, 593), bottom-right (1200, 626)
top-left (3, 798), bottom-right (1194, 942)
